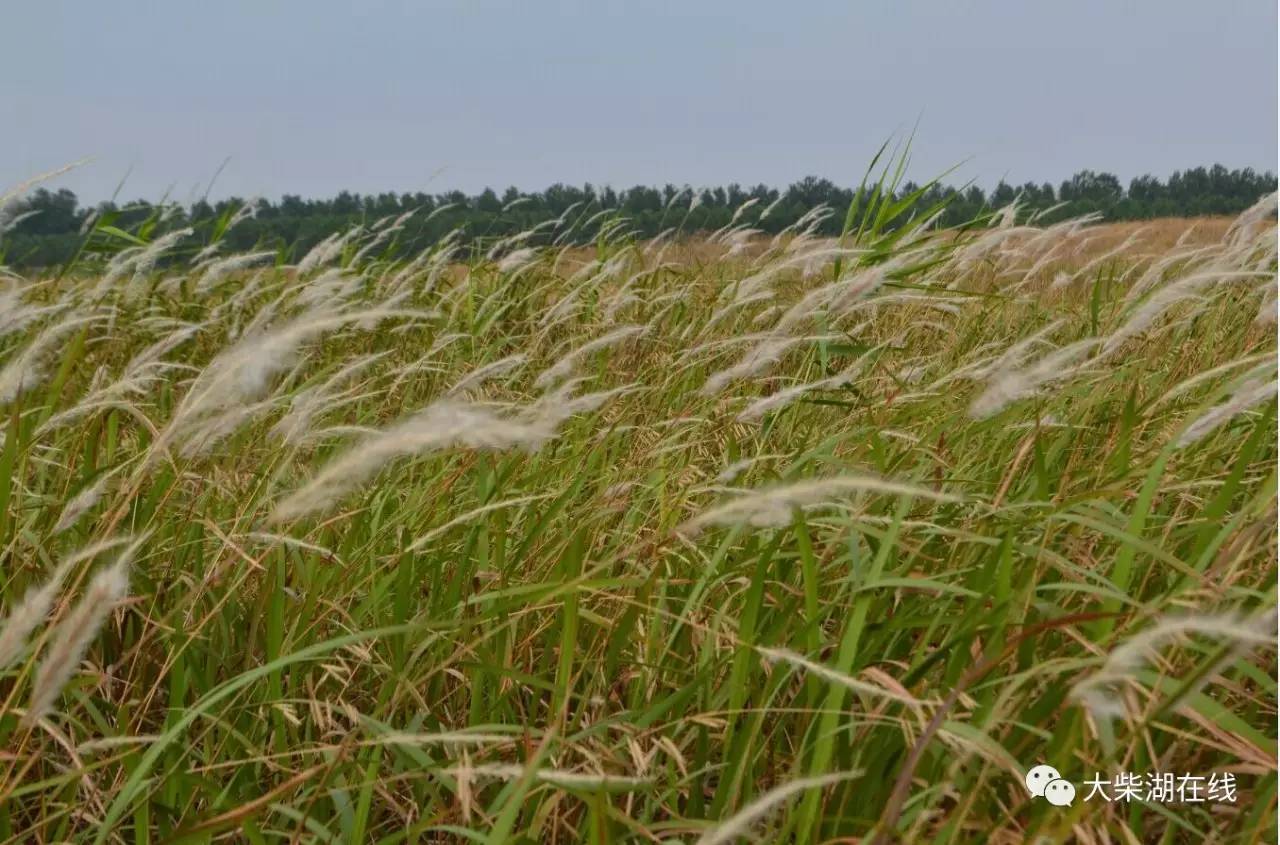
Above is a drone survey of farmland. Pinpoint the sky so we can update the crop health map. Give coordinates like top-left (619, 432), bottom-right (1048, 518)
top-left (3, 0), bottom-right (1276, 204)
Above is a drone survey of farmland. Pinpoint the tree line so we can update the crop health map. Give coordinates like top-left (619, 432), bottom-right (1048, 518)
top-left (3, 164), bottom-right (1274, 269)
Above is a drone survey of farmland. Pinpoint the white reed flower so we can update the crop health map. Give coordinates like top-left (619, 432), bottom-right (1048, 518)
top-left (701, 334), bottom-right (837, 397)
top-left (179, 398), bottom-right (280, 457)
top-left (759, 647), bottom-right (929, 709)
top-left (678, 475), bottom-right (961, 535)
top-left (38, 324), bottom-right (199, 435)
top-left (127, 228), bottom-right (193, 289)
top-left (197, 250), bottom-right (276, 293)
top-left (270, 352), bottom-right (389, 445)
top-left (0, 161), bottom-right (88, 234)
top-left (447, 354), bottom-right (527, 397)
top-left (696, 771), bottom-right (863, 845)
top-left (1176, 372), bottom-right (1278, 447)
top-left (968, 338), bottom-right (1100, 419)
top-left (714, 455), bottom-right (781, 484)
top-left (159, 307), bottom-right (427, 456)
top-left (534, 325), bottom-right (645, 389)
top-left (437, 763), bottom-right (649, 789)
top-left (271, 400), bottom-right (562, 522)
top-left (0, 286), bottom-right (62, 340)
top-left (296, 230), bottom-right (360, 276)
top-left (736, 357), bottom-right (868, 423)
top-left (526, 379), bottom-right (635, 430)
top-left (292, 268), bottom-right (364, 310)
top-left (1255, 285), bottom-right (1277, 325)
top-left (496, 247), bottom-right (539, 275)
top-left (0, 553), bottom-right (83, 669)
top-left (53, 473), bottom-right (115, 534)
top-left (25, 543), bottom-right (137, 723)
top-left (1103, 269), bottom-right (1268, 356)
top-left (0, 313), bottom-right (102, 404)
top-left (1071, 609), bottom-right (1276, 723)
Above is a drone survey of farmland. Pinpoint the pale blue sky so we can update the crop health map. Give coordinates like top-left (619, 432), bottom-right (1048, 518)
top-left (3, 1), bottom-right (1276, 203)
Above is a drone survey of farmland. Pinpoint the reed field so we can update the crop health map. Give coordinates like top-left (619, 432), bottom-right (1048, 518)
top-left (0, 168), bottom-right (1276, 843)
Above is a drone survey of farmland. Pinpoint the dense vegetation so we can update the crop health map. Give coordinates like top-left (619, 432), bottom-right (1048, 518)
top-left (3, 163), bottom-right (1275, 269)
top-left (0, 154), bottom-right (1275, 842)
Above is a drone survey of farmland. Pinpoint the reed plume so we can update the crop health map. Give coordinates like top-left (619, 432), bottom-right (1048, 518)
top-left (25, 547), bottom-right (135, 724)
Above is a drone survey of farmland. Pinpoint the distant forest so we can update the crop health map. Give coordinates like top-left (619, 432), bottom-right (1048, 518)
top-left (3, 164), bottom-right (1275, 269)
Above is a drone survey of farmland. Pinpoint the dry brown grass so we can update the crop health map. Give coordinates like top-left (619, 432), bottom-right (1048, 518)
top-left (1049, 216), bottom-right (1244, 262)
top-left (546, 216), bottom-right (1259, 279)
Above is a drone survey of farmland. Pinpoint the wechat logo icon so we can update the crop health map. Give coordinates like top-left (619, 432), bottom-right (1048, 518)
top-left (1025, 764), bottom-right (1076, 807)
